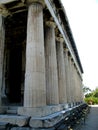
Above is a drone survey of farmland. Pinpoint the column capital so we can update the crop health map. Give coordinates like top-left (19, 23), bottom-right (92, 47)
top-left (26, 0), bottom-right (45, 7)
top-left (45, 21), bottom-right (56, 28)
top-left (56, 36), bottom-right (64, 43)
top-left (64, 48), bottom-right (69, 53)
top-left (71, 60), bottom-right (75, 65)
top-left (0, 5), bottom-right (10, 17)
top-left (68, 55), bottom-right (72, 61)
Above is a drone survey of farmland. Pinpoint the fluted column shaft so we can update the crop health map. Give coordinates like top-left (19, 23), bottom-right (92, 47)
top-left (71, 61), bottom-right (75, 103)
top-left (73, 65), bottom-right (77, 103)
top-left (78, 74), bottom-right (83, 102)
top-left (78, 74), bottom-right (81, 102)
top-left (78, 73), bottom-right (81, 102)
top-left (75, 67), bottom-right (78, 102)
top-left (70, 58), bottom-right (74, 103)
top-left (80, 79), bottom-right (83, 101)
top-left (77, 74), bottom-right (80, 102)
top-left (45, 21), bottom-right (59, 105)
top-left (64, 50), bottom-right (71, 103)
top-left (0, 15), bottom-right (5, 106)
top-left (56, 37), bottom-right (67, 104)
top-left (76, 70), bottom-right (79, 102)
top-left (68, 56), bottom-right (72, 103)
top-left (24, 2), bottom-right (46, 107)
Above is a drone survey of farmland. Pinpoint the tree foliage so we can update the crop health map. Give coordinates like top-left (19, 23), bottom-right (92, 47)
top-left (84, 87), bottom-right (98, 104)
top-left (93, 88), bottom-right (98, 98)
top-left (83, 86), bottom-right (91, 94)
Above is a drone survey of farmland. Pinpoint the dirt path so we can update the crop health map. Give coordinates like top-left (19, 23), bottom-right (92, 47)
top-left (79, 105), bottom-right (98, 130)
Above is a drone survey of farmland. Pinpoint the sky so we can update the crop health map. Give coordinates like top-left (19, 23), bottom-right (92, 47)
top-left (61, 0), bottom-right (98, 90)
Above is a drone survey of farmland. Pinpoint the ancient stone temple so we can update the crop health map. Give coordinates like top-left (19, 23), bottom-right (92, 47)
top-left (0, 0), bottom-right (84, 129)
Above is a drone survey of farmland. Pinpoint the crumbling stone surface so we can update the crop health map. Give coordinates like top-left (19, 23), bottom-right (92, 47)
top-left (0, 115), bottom-right (29, 126)
top-left (11, 127), bottom-right (55, 130)
top-left (0, 104), bottom-right (89, 130)
top-left (11, 127), bottom-right (30, 130)
top-left (0, 122), bottom-right (8, 130)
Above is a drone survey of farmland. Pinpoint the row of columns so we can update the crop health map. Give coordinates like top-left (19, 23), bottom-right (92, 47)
top-left (0, 1), bottom-right (83, 108)
top-left (24, 1), bottom-right (83, 108)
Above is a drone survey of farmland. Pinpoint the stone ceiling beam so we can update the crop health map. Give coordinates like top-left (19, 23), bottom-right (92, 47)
top-left (0, 4), bottom-right (11, 16)
top-left (0, 0), bottom-right (17, 4)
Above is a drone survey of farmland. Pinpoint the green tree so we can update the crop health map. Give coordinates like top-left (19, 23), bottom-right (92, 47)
top-left (84, 87), bottom-right (98, 105)
top-left (93, 88), bottom-right (98, 98)
top-left (85, 93), bottom-right (93, 98)
top-left (83, 86), bottom-right (91, 95)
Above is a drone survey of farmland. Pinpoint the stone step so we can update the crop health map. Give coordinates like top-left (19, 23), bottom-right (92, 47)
top-left (0, 122), bottom-right (8, 130)
top-left (0, 115), bottom-right (29, 127)
top-left (6, 109), bottom-right (17, 115)
top-left (11, 127), bottom-right (30, 130)
top-left (11, 127), bottom-right (55, 130)
top-left (8, 106), bottom-right (18, 110)
top-left (6, 106), bottom-right (18, 114)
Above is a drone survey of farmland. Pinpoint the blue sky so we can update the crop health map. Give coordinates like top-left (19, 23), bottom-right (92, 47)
top-left (61, 0), bottom-right (98, 90)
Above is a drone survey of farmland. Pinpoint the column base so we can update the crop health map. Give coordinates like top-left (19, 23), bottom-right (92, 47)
top-left (68, 102), bottom-right (75, 108)
top-left (0, 106), bottom-right (8, 114)
top-left (18, 104), bottom-right (69, 117)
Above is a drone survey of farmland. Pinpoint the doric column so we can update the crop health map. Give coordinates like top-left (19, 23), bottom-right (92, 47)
top-left (78, 73), bottom-right (81, 102)
top-left (76, 70), bottom-right (79, 103)
top-left (80, 78), bottom-right (83, 101)
top-left (73, 64), bottom-right (77, 103)
top-left (71, 60), bottom-right (75, 104)
top-left (78, 74), bottom-right (83, 102)
top-left (69, 58), bottom-right (73, 103)
top-left (56, 37), bottom-right (67, 104)
top-left (68, 55), bottom-right (72, 103)
top-left (45, 21), bottom-right (59, 105)
top-left (24, 1), bottom-right (46, 107)
top-left (0, 15), bottom-right (5, 106)
top-left (64, 49), bottom-right (71, 103)
top-left (77, 74), bottom-right (80, 102)
top-left (74, 67), bottom-right (77, 102)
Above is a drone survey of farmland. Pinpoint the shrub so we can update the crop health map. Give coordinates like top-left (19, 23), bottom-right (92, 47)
top-left (84, 97), bottom-right (98, 105)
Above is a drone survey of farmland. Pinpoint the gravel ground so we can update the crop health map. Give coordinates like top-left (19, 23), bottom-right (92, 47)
top-left (74, 105), bottom-right (98, 130)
